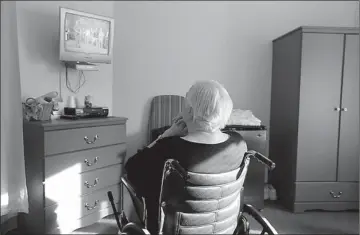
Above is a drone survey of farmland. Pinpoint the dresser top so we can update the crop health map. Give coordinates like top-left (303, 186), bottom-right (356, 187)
top-left (24, 116), bottom-right (128, 131)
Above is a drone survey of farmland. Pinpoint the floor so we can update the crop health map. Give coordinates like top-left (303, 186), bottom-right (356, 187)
top-left (6, 202), bottom-right (358, 234)
top-left (247, 202), bottom-right (359, 234)
top-left (71, 201), bottom-right (359, 234)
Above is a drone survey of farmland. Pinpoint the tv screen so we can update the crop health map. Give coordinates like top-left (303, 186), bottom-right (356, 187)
top-left (64, 13), bottom-right (110, 55)
top-left (59, 8), bottom-right (114, 64)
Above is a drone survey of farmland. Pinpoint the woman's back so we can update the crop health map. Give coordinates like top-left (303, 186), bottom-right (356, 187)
top-left (165, 131), bottom-right (247, 174)
top-left (125, 130), bottom-right (247, 205)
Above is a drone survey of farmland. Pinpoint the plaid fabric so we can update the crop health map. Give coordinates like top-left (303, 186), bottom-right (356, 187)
top-left (148, 95), bottom-right (185, 144)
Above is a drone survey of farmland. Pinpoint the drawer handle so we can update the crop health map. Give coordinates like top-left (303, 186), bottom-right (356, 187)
top-left (84, 135), bottom-right (99, 144)
top-left (84, 157), bottom-right (99, 166)
top-left (257, 134), bottom-right (263, 137)
top-left (85, 200), bottom-right (99, 211)
top-left (84, 178), bottom-right (99, 188)
top-left (329, 191), bottom-right (342, 198)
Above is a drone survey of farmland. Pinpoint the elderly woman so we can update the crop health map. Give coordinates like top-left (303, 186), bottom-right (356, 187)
top-left (125, 80), bottom-right (247, 235)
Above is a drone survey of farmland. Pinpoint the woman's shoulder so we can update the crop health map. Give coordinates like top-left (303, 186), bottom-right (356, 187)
top-left (226, 130), bottom-right (246, 143)
top-left (223, 131), bottom-right (248, 152)
top-left (154, 136), bottom-right (188, 156)
top-left (156, 136), bottom-right (184, 147)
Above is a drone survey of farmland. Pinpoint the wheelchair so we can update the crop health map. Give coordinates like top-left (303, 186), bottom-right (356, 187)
top-left (108, 150), bottom-right (278, 235)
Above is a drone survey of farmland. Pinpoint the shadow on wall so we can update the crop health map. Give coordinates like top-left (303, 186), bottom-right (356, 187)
top-left (122, 133), bottom-right (144, 225)
top-left (125, 96), bottom-right (154, 156)
top-left (18, 7), bottom-right (60, 73)
top-left (122, 96), bottom-right (156, 225)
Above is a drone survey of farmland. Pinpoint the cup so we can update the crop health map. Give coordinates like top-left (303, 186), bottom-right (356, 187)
top-left (67, 96), bottom-right (77, 108)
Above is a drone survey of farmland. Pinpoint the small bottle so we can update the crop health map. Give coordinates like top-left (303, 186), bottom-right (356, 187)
top-left (84, 95), bottom-right (93, 108)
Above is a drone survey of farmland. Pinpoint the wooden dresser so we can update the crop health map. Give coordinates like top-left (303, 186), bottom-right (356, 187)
top-left (22, 117), bottom-right (127, 234)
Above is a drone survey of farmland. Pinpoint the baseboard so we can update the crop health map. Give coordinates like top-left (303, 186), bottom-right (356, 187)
top-left (0, 213), bottom-right (28, 235)
top-left (0, 214), bottom-right (17, 235)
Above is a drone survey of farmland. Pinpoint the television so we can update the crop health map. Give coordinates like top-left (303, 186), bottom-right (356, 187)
top-left (59, 7), bottom-right (115, 64)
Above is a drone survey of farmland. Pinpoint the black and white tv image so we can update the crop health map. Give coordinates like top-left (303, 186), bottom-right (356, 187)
top-left (65, 14), bottom-right (110, 55)
top-left (59, 8), bottom-right (115, 64)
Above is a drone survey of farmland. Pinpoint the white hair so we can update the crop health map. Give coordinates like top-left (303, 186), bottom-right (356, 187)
top-left (186, 80), bottom-right (233, 132)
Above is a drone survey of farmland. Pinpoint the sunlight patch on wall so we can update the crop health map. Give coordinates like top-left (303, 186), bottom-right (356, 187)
top-left (1, 192), bottom-right (9, 207)
top-left (1, 192), bottom-right (9, 216)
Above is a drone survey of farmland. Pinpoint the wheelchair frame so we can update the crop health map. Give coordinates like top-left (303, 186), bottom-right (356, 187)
top-left (108, 150), bottom-right (278, 235)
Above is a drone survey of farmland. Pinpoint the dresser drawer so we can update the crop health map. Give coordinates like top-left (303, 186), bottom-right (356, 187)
top-left (45, 164), bottom-right (122, 206)
top-left (45, 144), bottom-right (126, 177)
top-left (48, 203), bottom-right (121, 234)
top-left (44, 124), bottom-right (126, 156)
top-left (295, 182), bottom-right (359, 202)
top-left (45, 184), bottom-right (121, 233)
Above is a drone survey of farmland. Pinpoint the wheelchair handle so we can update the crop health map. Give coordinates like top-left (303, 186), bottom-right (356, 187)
top-left (167, 159), bottom-right (190, 180)
top-left (245, 150), bottom-right (276, 171)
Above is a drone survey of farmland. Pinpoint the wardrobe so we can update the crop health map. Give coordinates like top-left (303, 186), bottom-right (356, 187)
top-left (269, 27), bottom-right (359, 212)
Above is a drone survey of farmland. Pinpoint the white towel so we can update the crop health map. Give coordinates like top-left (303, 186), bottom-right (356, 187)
top-left (227, 109), bottom-right (261, 126)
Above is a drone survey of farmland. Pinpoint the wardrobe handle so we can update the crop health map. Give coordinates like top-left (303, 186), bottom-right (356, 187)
top-left (329, 191), bottom-right (342, 198)
top-left (341, 108), bottom-right (348, 112)
top-left (334, 107), bottom-right (340, 112)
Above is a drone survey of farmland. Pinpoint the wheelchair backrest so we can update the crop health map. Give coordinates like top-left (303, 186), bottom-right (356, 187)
top-left (159, 157), bottom-right (250, 235)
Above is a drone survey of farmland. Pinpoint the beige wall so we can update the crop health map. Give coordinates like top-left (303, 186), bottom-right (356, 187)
top-left (113, 1), bottom-right (359, 156)
top-left (16, 1), bottom-right (115, 113)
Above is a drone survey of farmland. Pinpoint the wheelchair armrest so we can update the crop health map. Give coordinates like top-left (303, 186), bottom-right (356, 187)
top-left (244, 150), bottom-right (276, 171)
top-left (243, 204), bottom-right (278, 235)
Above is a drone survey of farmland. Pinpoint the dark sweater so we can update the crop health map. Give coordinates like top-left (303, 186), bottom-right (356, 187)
top-left (124, 131), bottom-right (247, 234)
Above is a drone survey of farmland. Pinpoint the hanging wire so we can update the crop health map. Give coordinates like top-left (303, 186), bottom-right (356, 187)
top-left (65, 65), bottom-right (86, 94)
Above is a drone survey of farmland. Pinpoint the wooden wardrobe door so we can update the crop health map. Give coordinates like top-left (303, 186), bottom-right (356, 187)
top-left (296, 33), bottom-right (344, 182)
top-left (337, 34), bottom-right (359, 182)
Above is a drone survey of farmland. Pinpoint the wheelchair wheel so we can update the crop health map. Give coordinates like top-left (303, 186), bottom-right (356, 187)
top-left (121, 222), bottom-right (150, 235)
top-left (233, 215), bottom-right (250, 235)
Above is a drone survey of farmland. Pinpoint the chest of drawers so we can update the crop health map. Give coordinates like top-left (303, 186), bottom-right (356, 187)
top-left (22, 117), bottom-right (127, 234)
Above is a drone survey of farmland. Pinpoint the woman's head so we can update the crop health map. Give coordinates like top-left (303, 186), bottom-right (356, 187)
top-left (182, 80), bottom-right (233, 132)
